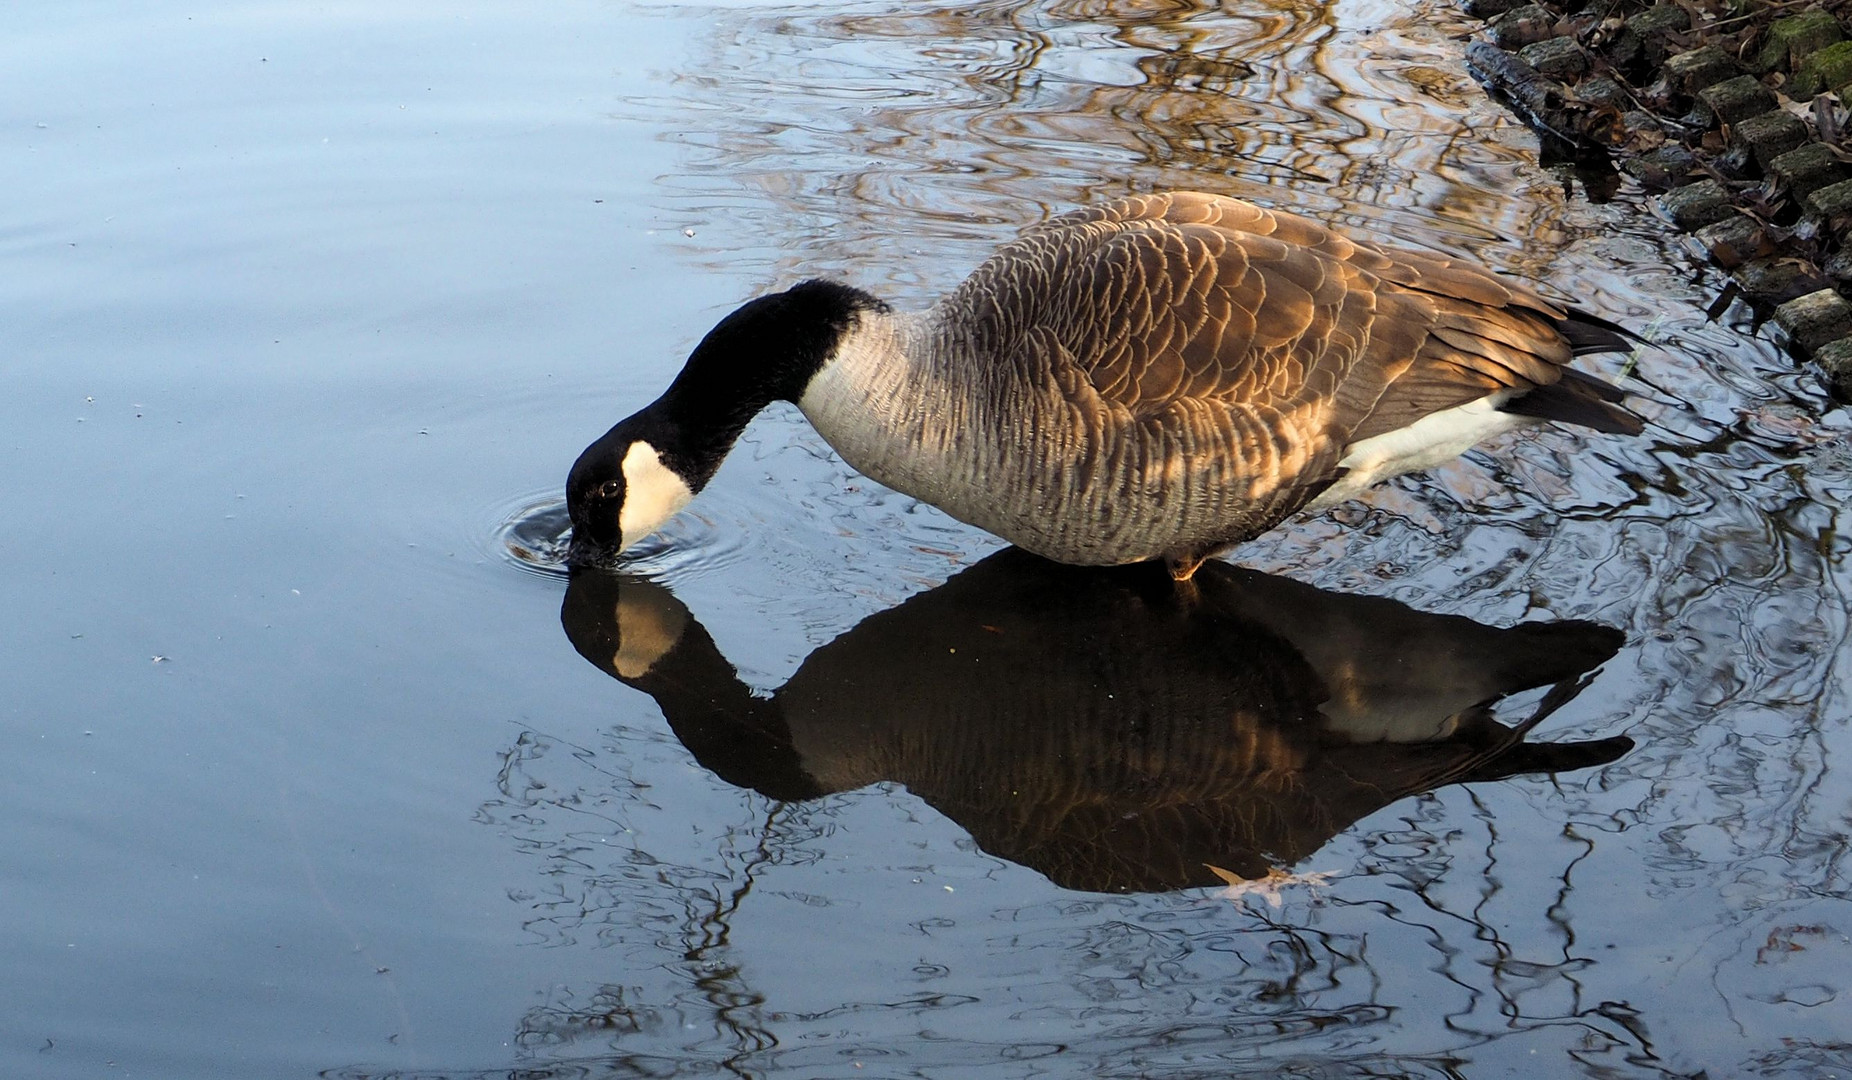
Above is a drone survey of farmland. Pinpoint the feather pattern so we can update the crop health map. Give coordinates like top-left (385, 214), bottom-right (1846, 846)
top-left (798, 192), bottom-right (1638, 570)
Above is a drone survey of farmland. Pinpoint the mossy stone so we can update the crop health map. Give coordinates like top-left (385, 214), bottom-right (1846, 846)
top-left (1827, 248), bottom-right (1852, 284)
top-left (1698, 75), bottom-right (1778, 125)
top-left (1463, 0), bottom-right (1524, 18)
top-left (1734, 258), bottom-right (1830, 305)
top-left (1792, 40), bottom-right (1852, 97)
top-left (1625, 5), bottom-right (1691, 38)
top-left (1806, 178), bottom-right (1852, 219)
top-left (1624, 5), bottom-right (1691, 65)
top-left (1575, 76), bottom-right (1630, 107)
top-left (1733, 109), bottom-right (1808, 169)
top-left (1662, 179), bottom-right (1734, 229)
top-left (1775, 289), bottom-right (1852, 354)
top-left (1520, 37), bottom-right (1587, 79)
top-left (1754, 10), bottom-right (1843, 74)
top-left (1812, 336), bottom-right (1852, 399)
top-left (1771, 143), bottom-right (1846, 198)
top-left (1490, 4), bottom-right (1556, 49)
top-left (1625, 145), bottom-right (1699, 188)
top-left (1665, 45), bottom-right (1739, 93)
top-left (1696, 216), bottom-right (1773, 268)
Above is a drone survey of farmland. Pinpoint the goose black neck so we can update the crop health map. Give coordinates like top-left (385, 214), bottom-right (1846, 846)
top-left (655, 279), bottom-right (888, 467)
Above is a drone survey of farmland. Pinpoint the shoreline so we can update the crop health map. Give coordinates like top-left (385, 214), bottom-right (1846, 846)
top-left (1459, 0), bottom-right (1852, 399)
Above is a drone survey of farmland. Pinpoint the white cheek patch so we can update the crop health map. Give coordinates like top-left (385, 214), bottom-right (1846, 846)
top-left (618, 441), bottom-right (696, 551)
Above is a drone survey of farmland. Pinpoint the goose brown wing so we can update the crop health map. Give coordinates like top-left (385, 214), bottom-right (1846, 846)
top-left (964, 192), bottom-right (1620, 454)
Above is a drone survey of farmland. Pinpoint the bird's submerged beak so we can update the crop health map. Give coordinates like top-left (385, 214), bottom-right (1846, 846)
top-left (565, 532), bottom-right (623, 569)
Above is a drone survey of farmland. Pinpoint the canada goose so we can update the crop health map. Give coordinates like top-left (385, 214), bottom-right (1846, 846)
top-left (562, 550), bottom-right (1632, 892)
top-left (567, 192), bottom-right (1643, 578)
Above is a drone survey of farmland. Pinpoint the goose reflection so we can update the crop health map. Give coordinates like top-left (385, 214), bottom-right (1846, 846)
top-left (561, 551), bottom-right (1631, 894)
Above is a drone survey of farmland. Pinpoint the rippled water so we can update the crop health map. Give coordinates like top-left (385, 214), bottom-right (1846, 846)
top-left (7, 2), bottom-right (1851, 1078)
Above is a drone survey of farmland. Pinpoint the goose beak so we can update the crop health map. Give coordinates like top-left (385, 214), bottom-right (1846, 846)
top-left (564, 531), bottom-right (619, 569)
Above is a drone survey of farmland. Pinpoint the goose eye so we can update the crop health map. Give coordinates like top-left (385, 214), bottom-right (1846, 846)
top-left (596, 479), bottom-right (623, 500)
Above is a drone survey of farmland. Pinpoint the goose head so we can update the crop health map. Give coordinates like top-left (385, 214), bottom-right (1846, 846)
top-left (566, 411), bottom-right (699, 560)
top-left (566, 279), bottom-right (888, 564)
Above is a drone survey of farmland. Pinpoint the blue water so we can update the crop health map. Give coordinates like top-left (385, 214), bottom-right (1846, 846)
top-left (6, 2), bottom-right (1850, 1077)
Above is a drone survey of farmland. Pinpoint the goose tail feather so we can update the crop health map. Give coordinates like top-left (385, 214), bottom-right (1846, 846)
top-left (1553, 308), bottom-right (1644, 356)
top-left (1503, 368), bottom-right (1643, 435)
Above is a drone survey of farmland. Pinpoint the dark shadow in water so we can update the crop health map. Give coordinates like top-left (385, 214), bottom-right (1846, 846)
top-left (561, 550), bottom-right (1632, 893)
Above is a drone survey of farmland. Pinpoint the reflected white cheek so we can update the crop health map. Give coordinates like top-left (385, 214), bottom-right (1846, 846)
top-left (618, 441), bottom-right (696, 550)
top-left (609, 590), bottom-right (689, 679)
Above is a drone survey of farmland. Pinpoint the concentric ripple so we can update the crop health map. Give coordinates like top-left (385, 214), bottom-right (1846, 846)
top-left (495, 497), bottom-right (574, 579)
top-left (493, 492), bottom-right (763, 581)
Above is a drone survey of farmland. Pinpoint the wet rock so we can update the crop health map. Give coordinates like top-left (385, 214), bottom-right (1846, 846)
top-left (1775, 288), bottom-right (1852, 354)
top-left (1462, 0), bottom-right (1525, 18)
top-left (1771, 143), bottom-right (1847, 199)
top-left (1807, 178), bottom-right (1852, 214)
top-left (1698, 75), bottom-right (1779, 126)
top-left (1806, 178), bottom-right (1852, 237)
top-left (1664, 45), bottom-right (1740, 95)
top-left (1826, 247), bottom-right (1852, 285)
top-left (1812, 336), bottom-right (1852, 398)
top-left (1575, 76), bottom-right (1630, 108)
top-left (1490, 5), bottom-right (1558, 49)
top-left (1625, 5), bottom-right (1693, 65)
top-left (1624, 144), bottom-right (1698, 188)
top-left (1695, 215), bottom-right (1775, 269)
top-left (1464, 42), bottom-right (1619, 158)
top-left (1733, 109), bottom-right (1809, 170)
top-left (1734, 258), bottom-right (1832, 305)
top-left (1626, 4), bottom-right (1691, 36)
top-left (1521, 37), bottom-right (1588, 79)
top-left (1754, 10), bottom-right (1844, 75)
top-left (1604, 27), bottom-right (1645, 70)
top-left (1663, 178), bottom-right (1734, 228)
top-left (1792, 40), bottom-right (1852, 98)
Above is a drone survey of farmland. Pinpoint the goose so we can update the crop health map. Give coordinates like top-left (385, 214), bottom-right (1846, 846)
top-left (567, 191), bottom-right (1643, 579)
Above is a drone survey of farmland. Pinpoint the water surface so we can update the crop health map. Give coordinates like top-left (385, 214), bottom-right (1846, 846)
top-left (5, 2), bottom-right (1850, 1078)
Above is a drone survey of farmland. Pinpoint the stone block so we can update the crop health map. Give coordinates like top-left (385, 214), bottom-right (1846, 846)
top-left (1664, 45), bottom-right (1739, 94)
top-left (1771, 143), bottom-right (1846, 199)
top-left (1695, 215), bottom-right (1774, 268)
top-left (1806, 177), bottom-right (1852, 220)
top-left (1792, 40), bottom-right (1852, 97)
top-left (1463, 0), bottom-right (1524, 18)
top-left (1626, 4), bottom-right (1692, 38)
top-left (1626, 5), bottom-right (1692, 64)
top-left (1754, 10), bottom-right (1843, 74)
top-left (1734, 258), bottom-right (1831, 305)
top-left (1826, 247), bottom-right (1852, 285)
top-left (1733, 109), bottom-right (1808, 170)
top-left (1699, 75), bottom-right (1778, 125)
top-left (1661, 178), bottom-right (1733, 229)
top-left (1521, 36), bottom-right (1587, 79)
top-left (1490, 5), bottom-right (1556, 49)
top-left (1624, 145), bottom-right (1699, 188)
top-left (1775, 288), bottom-right (1852, 354)
top-left (1575, 76), bottom-right (1629, 108)
top-left (1812, 336), bottom-right (1852, 399)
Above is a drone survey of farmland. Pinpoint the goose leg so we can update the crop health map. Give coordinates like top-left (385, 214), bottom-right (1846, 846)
top-left (1165, 551), bottom-right (1209, 582)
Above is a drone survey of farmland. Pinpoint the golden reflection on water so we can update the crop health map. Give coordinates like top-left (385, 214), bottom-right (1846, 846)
top-left (662, 0), bottom-right (1593, 297)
